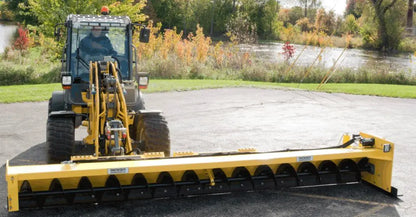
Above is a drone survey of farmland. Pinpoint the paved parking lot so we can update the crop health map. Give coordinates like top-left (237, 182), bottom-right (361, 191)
top-left (1, 88), bottom-right (415, 216)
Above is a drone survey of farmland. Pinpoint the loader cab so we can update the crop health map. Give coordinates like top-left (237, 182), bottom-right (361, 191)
top-left (62, 14), bottom-right (134, 105)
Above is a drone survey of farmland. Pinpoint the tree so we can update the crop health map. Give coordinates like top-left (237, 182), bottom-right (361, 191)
top-left (407, 0), bottom-right (414, 29)
top-left (287, 6), bottom-right (304, 25)
top-left (242, 0), bottom-right (281, 38)
top-left (109, 0), bottom-right (147, 23)
top-left (368, 0), bottom-right (399, 50)
top-left (345, 0), bottom-right (356, 16)
top-left (333, 16), bottom-right (344, 36)
top-left (344, 14), bottom-right (359, 34)
top-left (226, 10), bottom-right (257, 43)
top-left (29, 0), bottom-right (97, 35)
top-left (151, 0), bottom-right (184, 30)
top-left (143, 0), bottom-right (160, 24)
top-left (345, 0), bottom-right (367, 18)
top-left (314, 8), bottom-right (335, 34)
top-left (211, 0), bottom-right (234, 36)
top-left (149, 0), bottom-right (234, 36)
top-left (29, 0), bottom-right (146, 36)
top-left (4, 0), bottom-right (38, 24)
top-left (146, 0), bottom-right (281, 39)
top-left (297, 0), bottom-right (320, 17)
top-left (187, 0), bottom-right (211, 35)
top-left (262, 0), bottom-right (280, 38)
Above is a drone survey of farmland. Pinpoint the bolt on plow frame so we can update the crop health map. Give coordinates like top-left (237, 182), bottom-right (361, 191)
top-left (5, 11), bottom-right (397, 212)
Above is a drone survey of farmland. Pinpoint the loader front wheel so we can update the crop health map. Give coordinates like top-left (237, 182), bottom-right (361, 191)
top-left (131, 113), bottom-right (170, 156)
top-left (47, 117), bottom-right (75, 163)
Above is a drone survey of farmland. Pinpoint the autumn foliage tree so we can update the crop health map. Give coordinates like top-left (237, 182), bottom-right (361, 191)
top-left (314, 8), bottom-right (335, 34)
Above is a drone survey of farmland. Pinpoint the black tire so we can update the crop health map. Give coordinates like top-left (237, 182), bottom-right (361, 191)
top-left (48, 97), bottom-right (52, 114)
top-left (49, 91), bottom-right (65, 114)
top-left (47, 117), bottom-right (75, 163)
top-left (130, 113), bottom-right (170, 156)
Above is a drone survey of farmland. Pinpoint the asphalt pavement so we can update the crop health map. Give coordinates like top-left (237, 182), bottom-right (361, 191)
top-left (1, 87), bottom-right (415, 216)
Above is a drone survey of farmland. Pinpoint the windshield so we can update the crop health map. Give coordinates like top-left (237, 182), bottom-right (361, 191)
top-left (70, 25), bottom-right (129, 81)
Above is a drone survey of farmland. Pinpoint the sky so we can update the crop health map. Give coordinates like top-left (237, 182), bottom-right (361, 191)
top-left (280, 0), bottom-right (347, 16)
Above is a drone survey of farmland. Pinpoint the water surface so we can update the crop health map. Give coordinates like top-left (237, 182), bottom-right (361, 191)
top-left (239, 42), bottom-right (416, 74)
top-left (0, 23), bottom-right (17, 53)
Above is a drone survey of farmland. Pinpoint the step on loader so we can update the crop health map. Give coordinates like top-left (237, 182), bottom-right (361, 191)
top-left (5, 10), bottom-right (397, 212)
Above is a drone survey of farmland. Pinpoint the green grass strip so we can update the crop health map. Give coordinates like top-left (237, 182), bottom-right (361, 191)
top-left (0, 80), bottom-right (415, 103)
top-left (0, 83), bottom-right (62, 103)
top-left (280, 83), bottom-right (416, 99)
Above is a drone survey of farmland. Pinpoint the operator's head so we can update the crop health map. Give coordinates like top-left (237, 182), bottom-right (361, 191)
top-left (91, 26), bottom-right (102, 38)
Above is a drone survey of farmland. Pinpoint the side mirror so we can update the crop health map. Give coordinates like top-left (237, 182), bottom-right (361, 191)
top-left (54, 27), bottom-right (61, 41)
top-left (54, 23), bottom-right (65, 41)
top-left (139, 28), bottom-right (150, 43)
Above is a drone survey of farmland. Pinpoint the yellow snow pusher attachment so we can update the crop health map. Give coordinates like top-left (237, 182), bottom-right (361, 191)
top-left (6, 132), bottom-right (397, 212)
top-left (5, 12), bottom-right (397, 212)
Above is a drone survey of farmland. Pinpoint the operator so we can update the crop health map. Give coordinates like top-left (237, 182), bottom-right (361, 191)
top-left (79, 26), bottom-right (117, 57)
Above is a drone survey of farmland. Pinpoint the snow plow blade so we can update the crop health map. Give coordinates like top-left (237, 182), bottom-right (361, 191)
top-left (6, 132), bottom-right (396, 212)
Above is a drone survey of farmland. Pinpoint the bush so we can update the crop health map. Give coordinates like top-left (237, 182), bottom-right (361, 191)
top-left (0, 66), bottom-right (34, 85)
top-left (0, 46), bottom-right (61, 86)
top-left (398, 38), bottom-right (416, 52)
top-left (0, 64), bottom-right (60, 85)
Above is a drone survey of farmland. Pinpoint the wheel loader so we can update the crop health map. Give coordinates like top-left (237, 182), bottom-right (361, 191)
top-left (5, 11), bottom-right (397, 212)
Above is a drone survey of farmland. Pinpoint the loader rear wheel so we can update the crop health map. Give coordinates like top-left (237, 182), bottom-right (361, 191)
top-left (47, 117), bottom-right (75, 163)
top-left (131, 113), bottom-right (170, 156)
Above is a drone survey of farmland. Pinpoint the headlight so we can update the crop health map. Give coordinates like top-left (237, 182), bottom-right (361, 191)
top-left (139, 76), bottom-right (148, 87)
top-left (137, 72), bottom-right (149, 89)
top-left (61, 75), bottom-right (72, 89)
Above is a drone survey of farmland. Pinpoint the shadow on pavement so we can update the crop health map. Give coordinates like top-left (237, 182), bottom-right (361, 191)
top-left (0, 143), bottom-right (402, 217)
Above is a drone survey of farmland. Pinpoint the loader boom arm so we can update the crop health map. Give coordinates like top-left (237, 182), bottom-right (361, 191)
top-left (81, 61), bottom-right (133, 156)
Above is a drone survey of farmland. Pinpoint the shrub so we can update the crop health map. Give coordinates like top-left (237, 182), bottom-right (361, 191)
top-left (13, 27), bottom-right (30, 52)
top-left (282, 42), bottom-right (295, 61)
top-left (0, 66), bottom-right (34, 85)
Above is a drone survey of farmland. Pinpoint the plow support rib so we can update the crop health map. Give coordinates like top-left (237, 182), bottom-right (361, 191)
top-left (6, 133), bottom-right (395, 212)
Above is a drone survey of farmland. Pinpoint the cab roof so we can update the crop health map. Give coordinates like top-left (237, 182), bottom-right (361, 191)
top-left (66, 14), bottom-right (131, 27)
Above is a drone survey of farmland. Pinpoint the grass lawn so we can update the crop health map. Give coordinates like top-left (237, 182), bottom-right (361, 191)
top-left (0, 83), bottom-right (61, 103)
top-left (0, 80), bottom-right (415, 103)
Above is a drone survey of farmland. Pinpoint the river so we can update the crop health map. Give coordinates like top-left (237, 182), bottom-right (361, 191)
top-left (0, 22), bottom-right (17, 53)
top-left (239, 42), bottom-right (416, 74)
